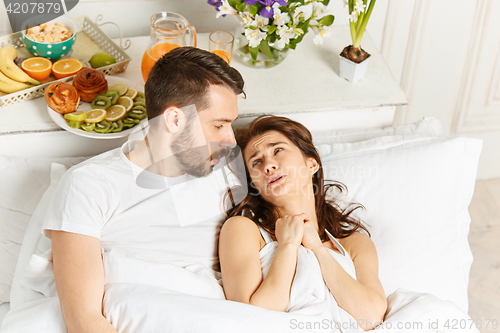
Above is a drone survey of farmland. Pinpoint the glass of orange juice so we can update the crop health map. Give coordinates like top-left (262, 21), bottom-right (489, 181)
top-left (141, 12), bottom-right (197, 83)
top-left (209, 31), bottom-right (234, 65)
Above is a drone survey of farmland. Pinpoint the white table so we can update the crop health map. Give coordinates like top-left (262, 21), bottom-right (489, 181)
top-left (0, 26), bottom-right (407, 158)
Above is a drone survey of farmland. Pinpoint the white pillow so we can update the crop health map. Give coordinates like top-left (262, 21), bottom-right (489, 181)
top-left (315, 127), bottom-right (482, 314)
top-left (0, 156), bottom-right (86, 305)
top-left (312, 116), bottom-right (443, 144)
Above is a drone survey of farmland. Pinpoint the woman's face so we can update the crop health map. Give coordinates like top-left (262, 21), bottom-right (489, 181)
top-left (243, 130), bottom-right (318, 205)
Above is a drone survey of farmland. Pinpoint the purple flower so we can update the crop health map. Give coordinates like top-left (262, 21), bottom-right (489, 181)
top-left (243, 0), bottom-right (288, 18)
top-left (207, 0), bottom-right (223, 10)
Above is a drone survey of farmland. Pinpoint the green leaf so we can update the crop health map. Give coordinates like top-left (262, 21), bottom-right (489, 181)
top-left (237, 3), bottom-right (246, 12)
top-left (249, 45), bottom-right (259, 61)
top-left (267, 25), bottom-right (276, 35)
top-left (259, 39), bottom-right (274, 60)
top-left (249, 4), bottom-right (259, 16)
top-left (228, 0), bottom-right (240, 9)
top-left (322, 0), bottom-right (330, 6)
top-left (318, 15), bottom-right (335, 26)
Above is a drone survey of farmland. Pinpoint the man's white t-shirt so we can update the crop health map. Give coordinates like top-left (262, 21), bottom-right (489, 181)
top-left (42, 141), bottom-right (237, 271)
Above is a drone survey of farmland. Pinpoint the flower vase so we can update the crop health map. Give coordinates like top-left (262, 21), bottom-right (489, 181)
top-left (339, 53), bottom-right (371, 83)
top-left (234, 24), bottom-right (289, 69)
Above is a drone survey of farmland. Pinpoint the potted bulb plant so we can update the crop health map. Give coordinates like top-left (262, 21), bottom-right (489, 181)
top-left (339, 0), bottom-right (376, 83)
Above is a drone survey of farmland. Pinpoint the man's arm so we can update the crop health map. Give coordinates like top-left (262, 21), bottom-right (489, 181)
top-left (51, 231), bottom-right (118, 333)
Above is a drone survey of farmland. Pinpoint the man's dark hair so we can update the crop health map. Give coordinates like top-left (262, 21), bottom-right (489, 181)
top-left (145, 47), bottom-right (245, 123)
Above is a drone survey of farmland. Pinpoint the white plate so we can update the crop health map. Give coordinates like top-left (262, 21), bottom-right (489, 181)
top-left (47, 76), bottom-right (148, 139)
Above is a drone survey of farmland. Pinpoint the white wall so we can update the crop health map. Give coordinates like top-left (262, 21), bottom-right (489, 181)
top-left (0, 0), bottom-right (12, 36)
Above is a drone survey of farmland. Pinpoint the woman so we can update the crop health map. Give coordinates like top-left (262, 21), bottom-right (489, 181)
top-left (219, 115), bottom-right (387, 331)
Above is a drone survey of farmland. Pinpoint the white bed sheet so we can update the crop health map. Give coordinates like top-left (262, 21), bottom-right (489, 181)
top-left (0, 303), bottom-right (9, 328)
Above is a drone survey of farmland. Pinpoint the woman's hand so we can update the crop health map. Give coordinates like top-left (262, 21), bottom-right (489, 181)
top-left (302, 220), bottom-right (323, 251)
top-left (275, 213), bottom-right (307, 249)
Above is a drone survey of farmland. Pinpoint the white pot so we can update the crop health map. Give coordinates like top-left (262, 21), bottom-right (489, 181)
top-left (339, 54), bottom-right (371, 83)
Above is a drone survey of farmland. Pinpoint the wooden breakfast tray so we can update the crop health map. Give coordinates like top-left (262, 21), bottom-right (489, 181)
top-left (0, 15), bottom-right (132, 107)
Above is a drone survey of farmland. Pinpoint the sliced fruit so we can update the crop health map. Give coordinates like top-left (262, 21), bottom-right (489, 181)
top-left (122, 118), bottom-right (136, 129)
top-left (63, 110), bottom-right (87, 122)
top-left (108, 82), bottom-right (128, 96)
top-left (91, 95), bottom-right (111, 109)
top-left (81, 122), bottom-right (96, 132)
top-left (21, 57), bottom-right (52, 81)
top-left (104, 90), bottom-right (120, 105)
top-left (135, 91), bottom-right (145, 100)
top-left (124, 87), bottom-right (138, 99)
top-left (105, 105), bottom-right (127, 121)
top-left (128, 108), bottom-right (147, 120)
top-left (110, 120), bottom-right (124, 133)
top-left (117, 96), bottom-right (134, 111)
top-left (85, 109), bottom-right (107, 123)
top-left (131, 105), bottom-right (146, 113)
top-left (89, 52), bottom-right (116, 69)
top-left (67, 120), bottom-right (82, 129)
top-left (52, 58), bottom-right (83, 79)
top-left (94, 120), bottom-right (112, 133)
top-left (133, 101), bottom-right (146, 108)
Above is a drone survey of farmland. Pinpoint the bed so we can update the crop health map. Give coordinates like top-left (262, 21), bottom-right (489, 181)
top-left (0, 117), bottom-right (482, 332)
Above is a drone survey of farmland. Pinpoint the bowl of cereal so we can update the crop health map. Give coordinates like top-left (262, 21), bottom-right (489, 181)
top-left (22, 16), bottom-right (77, 60)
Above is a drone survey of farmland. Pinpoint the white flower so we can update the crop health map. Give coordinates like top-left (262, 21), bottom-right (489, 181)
top-left (343, 0), bottom-right (349, 7)
top-left (255, 15), bottom-right (270, 30)
top-left (293, 3), bottom-right (313, 24)
top-left (239, 12), bottom-right (254, 28)
top-left (312, 26), bottom-right (331, 45)
top-left (274, 38), bottom-right (287, 50)
top-left (273, 7), bottom-right (290, 26)
top-left (354, 0), bottom-right (366, 14)
top-left (244, 28), bottom-right (267, 48)
top-left (216, 0), bottom-right (236, 18)
top-left (312, 2), bottom-right (328, 19)
top-left (348, 12), bottom-right (358, 22)
top-left (276, 26), bottom-right (297, 44)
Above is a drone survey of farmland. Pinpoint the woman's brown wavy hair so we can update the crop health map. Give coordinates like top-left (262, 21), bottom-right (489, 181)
top-left (226, 115), bottom-right (370, 242)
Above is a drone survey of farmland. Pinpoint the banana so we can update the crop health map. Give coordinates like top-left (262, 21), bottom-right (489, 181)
top-left (0, 69), bottom-right (32, 94)
top-left (0, 46), bottom-right (40, 86)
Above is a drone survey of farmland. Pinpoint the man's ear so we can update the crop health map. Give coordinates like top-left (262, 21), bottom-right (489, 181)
top-left (163, 107), bottom-right (186, 134)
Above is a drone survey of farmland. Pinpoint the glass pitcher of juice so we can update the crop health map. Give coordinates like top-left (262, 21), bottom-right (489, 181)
top-left (141, 12), bottom-right (197, 82)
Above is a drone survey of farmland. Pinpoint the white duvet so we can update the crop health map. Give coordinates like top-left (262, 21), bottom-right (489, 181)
top-left (0, 248), bottom-right (479, 333)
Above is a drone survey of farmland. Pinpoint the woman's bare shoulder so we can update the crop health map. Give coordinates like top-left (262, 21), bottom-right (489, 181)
top-left (221, 216), bottom-right (261, 240)
top-left (219, 216), bottom-right (266, 250)
top-left (338, 231), bottom-right (374, 261)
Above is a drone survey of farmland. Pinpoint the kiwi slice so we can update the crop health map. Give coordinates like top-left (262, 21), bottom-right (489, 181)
top-left (81, 122), bottom-right (96, 132)
top-left (110, 120), bottom-right (124, 133)
top-left (94, 120), bottom-right (112, 133)
top-left (104, 90), bottom-right (120, 105)
top-left (68, 120), bottom-right (82, 129)
top-left (135, 91), bottom-right (145, 100)
top-left (128, 108), bottom-right (147, 120)
top-left (91, 95), bottom-right (112, 109)
top-left (131, 105), bottom-right (146, 113)
top-left (133, 101), bottom-right (146, 108)
top-left (123, 117), bottom-right (138, 128)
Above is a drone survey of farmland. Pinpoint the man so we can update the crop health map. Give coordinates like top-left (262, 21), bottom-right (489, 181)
top-left (43, 47), bottom-right (245, 332)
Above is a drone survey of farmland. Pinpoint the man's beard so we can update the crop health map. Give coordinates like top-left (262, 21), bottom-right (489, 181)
top-left (171, 121), bottom-right (221, 178)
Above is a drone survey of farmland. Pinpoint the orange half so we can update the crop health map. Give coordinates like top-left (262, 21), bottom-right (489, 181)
top-left (21, 57), bottom-right (52, 81)
top-left (52, 58), bottom-right (83, 79)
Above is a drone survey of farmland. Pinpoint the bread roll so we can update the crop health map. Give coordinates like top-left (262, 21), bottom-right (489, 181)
top-left (72, 68), bottom-right (108, 102)
top-left (44, 82), bottom-right (80, 114)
